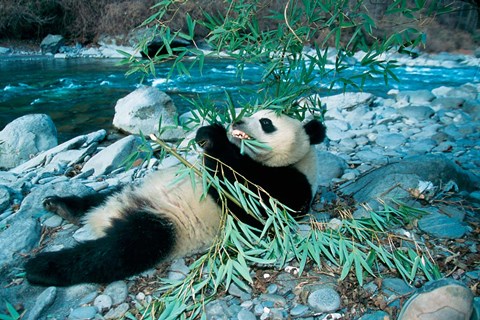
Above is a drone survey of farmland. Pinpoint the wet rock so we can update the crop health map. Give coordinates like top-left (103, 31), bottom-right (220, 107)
top-left (340, 154), bottom-right (480, 203)
top-left (0, 46), bottom-right (12, 54)
top-left (359, 311), bottom-right (391, 320)
top-left (103, 281), bottom-right (128, 305)
top-left (205, 299), bottom-right (232, 319)
top-left (0, 219), bottom-right (40, 267)
top-left (40, 34), bottom-right (65, 54)
top-left (113, 86), bottom-right (184, 140)
top-left (82, 135), bottom-right (143, 176)
top-left (69, 306), bottom-right (98, 320)
top-left (94, 294), bottom-right (113, 312)
top-left (0, 185), bottom-right (12, 212)
top-left (307, 287), bottom-right (341, 312)
top-left (376, 133), bottom-right (406, 148)
top-left (316, 151), bottom-right (347, 186)
top-left (104, 302), bottom-right (129, 319)
top-left (398, 106), bottom-right (435, 120)
top-left (25, 286), bottom-right (57, 320)
top-left (395, 90), bottom-right (435, 105)
top-left (167, 258), bottom-right (190, 281)
top-left (0, 114), bottom-right (57, 170)
top-left (418, 212), bottom-right (468, 239)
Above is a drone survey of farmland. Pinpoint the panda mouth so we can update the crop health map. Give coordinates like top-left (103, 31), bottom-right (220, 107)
top-left (231, 129), bottom-right (252, 140)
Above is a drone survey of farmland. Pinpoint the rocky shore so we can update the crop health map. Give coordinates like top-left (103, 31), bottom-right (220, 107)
top-left (0, 80), bottom-right (479, 319)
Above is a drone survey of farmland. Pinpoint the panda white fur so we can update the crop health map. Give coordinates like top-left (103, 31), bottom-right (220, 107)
top-left (25, 110), bottom-right (326, 286)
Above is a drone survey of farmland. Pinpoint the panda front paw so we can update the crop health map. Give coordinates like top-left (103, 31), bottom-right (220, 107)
top-left (195, 124), bottom-right (228, 151)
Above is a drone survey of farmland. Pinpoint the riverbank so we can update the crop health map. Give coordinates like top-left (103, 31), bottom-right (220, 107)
top-left (0, 83), bottom-right (479, 319)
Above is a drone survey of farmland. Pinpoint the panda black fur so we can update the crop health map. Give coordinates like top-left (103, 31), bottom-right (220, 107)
top-left (25, 110), bottom-right (326, 286)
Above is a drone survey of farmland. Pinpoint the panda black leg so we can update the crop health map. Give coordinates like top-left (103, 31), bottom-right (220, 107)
top-left (25, 209), bottom-right (176, 286)
top-left (43, 187), bottom-right (122, 224)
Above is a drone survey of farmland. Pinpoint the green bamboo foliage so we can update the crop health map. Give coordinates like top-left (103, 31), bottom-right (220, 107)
top-left (122, 1), bottom-right (454, 318)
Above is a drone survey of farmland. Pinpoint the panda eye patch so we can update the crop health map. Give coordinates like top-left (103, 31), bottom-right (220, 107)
top-left (259, 118), bottom-right (276, 133)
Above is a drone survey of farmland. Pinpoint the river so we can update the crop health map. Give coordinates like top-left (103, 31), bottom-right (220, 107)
top-left (1, 55), bottom-right (478, 142)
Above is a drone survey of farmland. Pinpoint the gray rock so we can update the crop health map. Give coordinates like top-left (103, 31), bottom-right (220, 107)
top-left (104, 302), bottom-right (129, 319)
top-left (340, 154), bottom-right (480, 203)
top-left (463, 99), bottom-right (480, 120)
top-left (237, 309), bottom-right (257, 320)
top-left (43, 214), bottom-right (63, 228)
top-left (290, 304), bottom-right (309, 316)
top-left (376, 133), bottom-right (406, 149)
top-left (355, 149), bottom-right (388, 165)
top-left (316, 151), bottom-right (347, 186)
top-left (103, 281), bottom-right (128, 305)
top-left (321, 92), bottom-right (374, 110)
top-left (432, 85), bottom-right (478, 100)
top-left (358, 311), bottom-right (391, 320)
top-left (40, 34), bottom-right (65, 54)
top-left (395, 90), bottom-right (435, 105)
top-left (408, 139), bottom-right (436, 154)
top-left (418, 212), bottom-right (468, 239)
top-left (0, 185), bottom-right (11, 212)
top-left (0, 219), bottom-right (40, 267)
top-left (473, 297), bottom-right (480, 320)
top-left (229, 283), bottom-right (252, 300)
top-left (259, 294), bottom-right (287, 307)
top-left (25, 286), bottom-right (57, 320)
top-left (82, 135), bottom-right (143, 176)
top-left (382, 278), bottom-right (414, 297)
top-left (167, 258), bottom-right (190, 281)
top-left (69, 306), bottom-right (98, 320)
top-left (307, 287), bottom-right (341, 312)
top-left (14, 181), bottom-right (93, 220)
top-left (10, 130), bottom-right (106, 174)
top-left (113, 86), bottom-right (183, 140)
top-left (0, 114), bottom-right (57, 170)
top-left (398, 106), bottom-right (435, 120)
top-left (205, 299), bottom-right (231, 319)
top-left (0, 47), bottom-right (11, 54)
top-left (326, 126), bottom-right (355, 141)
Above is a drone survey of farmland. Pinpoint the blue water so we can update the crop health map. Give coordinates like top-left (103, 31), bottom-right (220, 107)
top-left (1, 56), bottom-right (479, 141)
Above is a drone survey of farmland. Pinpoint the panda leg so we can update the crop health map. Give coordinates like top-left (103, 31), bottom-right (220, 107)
top-left (25, 209), bottom-right (175, 286)
top-left (43, 187), bottom-right (123, 224)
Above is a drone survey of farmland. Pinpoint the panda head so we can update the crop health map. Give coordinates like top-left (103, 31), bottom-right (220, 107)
top-left (228, 110), bottom-right (326, 167)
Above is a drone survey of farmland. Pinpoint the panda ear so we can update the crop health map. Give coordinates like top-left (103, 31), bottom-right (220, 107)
top-left (304, 119), bottom-right (326, 145)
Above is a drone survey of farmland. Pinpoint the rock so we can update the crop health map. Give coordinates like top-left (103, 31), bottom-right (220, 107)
top-left (9, 130), bottom-right (106, 174)
top-left (259, 294), bottom-right (287, 307)
top-left (376, 133), bottom-right (406, 149)
top-left (81, 135), bottom-right (143, 176)
top-left (167, 258), bottom-right (190, 281)
top-left (398, 106), bottom-right (435, 120)
top-left (0, 47), bottom-right (11, 54)
top-left (205, 299), bottom-right (232, 319)
top-left (307, 287), bottom-right (341, 312)
top-left (103, 281), bottom-right (128, 305)
top-left (398, 279), bottom-right (474, 320)
top-left (25, 287), bottom-right (57, 320)
top-left (69, 306), bottom-right (97, 320)
top-left (40, 34), bottom-right (65, 54)
top-left (104, 302), bottom-right (129, 319)
top-left (395, 90), bottom-right (435, 105)
top-left (94, 294), bottom-right (113, 312)
top-left (340, 154), bottom-right (480, 203)
top-left (237, 309), bottom-right (256, 320)
top-left (0, 114), bottom-right (57, 170)
top-left (432, 85), bottom-right (478, 100)
top-left (316, 151), bottom-right (347, 186)
top-left (0, 185), bottom-right (12, 212)
top-left (290, 304), bottom-right (309, 317)
top-left (418, 212), bottom-right (468, 239)
top-left (0, 219), bottom-right (40, 268)
top-left (113, 86), bottom-right (183, 140)
top-left (321, 92), bottom-right (375, 110)
top-left (359, 311), bottom-right (391, 320)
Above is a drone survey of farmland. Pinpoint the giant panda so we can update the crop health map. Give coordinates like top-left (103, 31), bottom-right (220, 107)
top-left (25, 110), bottom-right (326, 286)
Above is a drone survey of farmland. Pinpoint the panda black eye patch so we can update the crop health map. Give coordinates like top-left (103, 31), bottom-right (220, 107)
top-left (259, 118), bottom-right (276, 133)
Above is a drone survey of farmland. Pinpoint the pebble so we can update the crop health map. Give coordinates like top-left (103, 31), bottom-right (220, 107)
top-left (290, 304), bottom-right (309, 316)
top-left (375, 133), bottom-right (406, 148)
top-left (104, 302), bottom-right (129, 319)
top-left (307, 287), bottom-right (341, 312)
top-left (69, 306), bottom-right (98, 320)
top-left (93, 294), bottom-right (113, 312)
top-left (103, 281), bottom-right (128, 305)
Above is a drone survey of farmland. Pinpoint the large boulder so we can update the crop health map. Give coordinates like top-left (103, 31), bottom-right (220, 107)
top-left (0, 114), bottom-right (57, 170)
top-left (340, 154), bottom-right (480, 203)
top-left (40, 34), bottom-right (65, 54)
top-left (112, 86), bottom-right (184, 140)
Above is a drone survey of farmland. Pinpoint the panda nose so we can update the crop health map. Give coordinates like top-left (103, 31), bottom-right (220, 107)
top-left (233, 120), bottom-right (244, 125)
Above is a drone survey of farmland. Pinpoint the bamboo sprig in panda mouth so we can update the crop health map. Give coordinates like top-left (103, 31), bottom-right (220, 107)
top-left (231, 129), bottom-right (272, 155)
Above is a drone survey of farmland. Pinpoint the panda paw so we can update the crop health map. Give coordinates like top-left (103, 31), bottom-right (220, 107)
top-left (43, 196), bottom-right (81, 225)
top-left (195, 124), bottom-right (228, 151)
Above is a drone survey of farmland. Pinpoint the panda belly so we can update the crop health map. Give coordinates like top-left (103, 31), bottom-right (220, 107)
top-left (84, 167), bottom-right (223, 259)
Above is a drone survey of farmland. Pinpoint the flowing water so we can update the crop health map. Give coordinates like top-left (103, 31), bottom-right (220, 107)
top-left (1, 55), bottom-right (478, 142)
